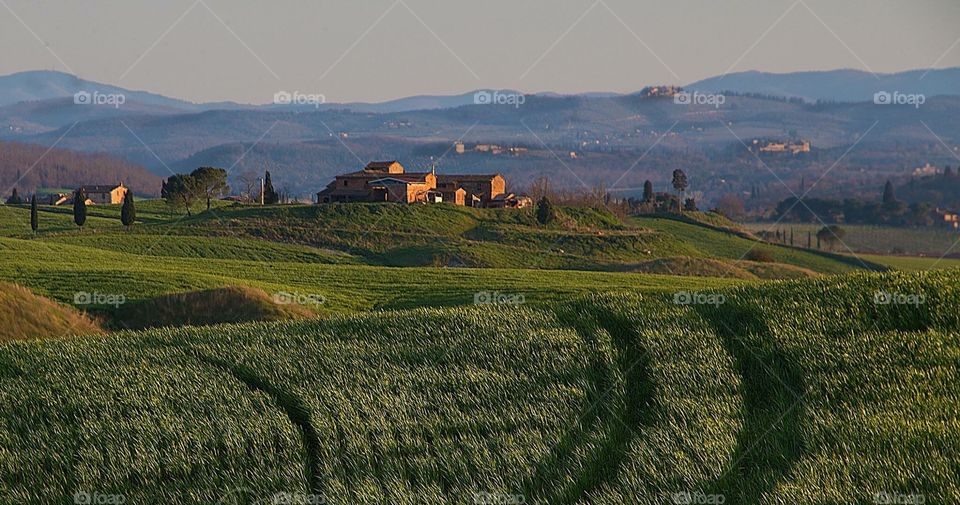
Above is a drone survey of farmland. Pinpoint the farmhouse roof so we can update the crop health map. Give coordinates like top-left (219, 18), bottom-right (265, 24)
top-left (78, 184), bottom-right (123, 193)
top-left (364, 160), bottom-right (402, 171)
top-left (436, 174), bottom-right (502, 182)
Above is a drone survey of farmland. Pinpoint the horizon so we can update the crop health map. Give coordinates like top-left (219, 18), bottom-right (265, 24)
top-left (5, 65), bottom-right (960, 106)
top-left (2, 0), bottom-right (958, 104)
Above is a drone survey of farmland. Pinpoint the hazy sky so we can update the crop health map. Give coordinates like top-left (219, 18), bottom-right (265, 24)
top-left (2, 0), bottom-right (959, 104)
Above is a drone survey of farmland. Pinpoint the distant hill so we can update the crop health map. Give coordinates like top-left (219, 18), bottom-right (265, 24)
top-left (0, 140), bottom-right (162, 196)
top-left (0, 70), bottom-right (206, 109)
top-left (687, 68), bottom-right (960, 103)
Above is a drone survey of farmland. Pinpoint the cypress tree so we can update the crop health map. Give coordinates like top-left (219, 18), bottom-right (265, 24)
top-left (263, 171), bottom-right (280, 204)
top-left (73, 189), bottom-right (87, 230)
top-left (642, 180), bottom-right (654, 202)
top-left (536, 196), bottom-right (556, 225)
top-left (121, 191), bottom-right (136, 228)
top-left (30, 195), bottom-right (38, 234)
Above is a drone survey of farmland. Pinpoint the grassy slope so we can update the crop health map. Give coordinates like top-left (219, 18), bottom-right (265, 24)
top-left (745, 222), bottom-right (960, 256)
top-left (0, 270), bottom-right (957, 503)
top-left (0, 237), bottom-right (738, 314)
top-left (0, 282), bottom-right (101, 342)
top-left (4, 202), bottom-right (863, 276)
top-left (111, 286), bottom-right (316, 330)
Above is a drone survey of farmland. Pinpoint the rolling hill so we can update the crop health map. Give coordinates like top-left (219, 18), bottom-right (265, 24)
top-left (0, 269), bottom-right (956, 502)
top-left (688, 68), bottom-right (960, 103)
top-left (0, 140), bottom-right (162, 196)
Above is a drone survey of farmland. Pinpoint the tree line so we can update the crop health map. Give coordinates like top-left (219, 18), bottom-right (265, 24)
top-left (161, 168), bottom-right (281, 215)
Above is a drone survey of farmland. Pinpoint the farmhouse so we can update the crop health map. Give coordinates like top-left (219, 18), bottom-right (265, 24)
top-left (317, 161), bottom-right (513, 207)
top-left (52, 183), bottom-right (128, 205)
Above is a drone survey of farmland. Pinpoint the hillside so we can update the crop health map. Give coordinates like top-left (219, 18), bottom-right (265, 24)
top-left (0, 270), bottom-right (956, 502)
top-left (8, 91), bottom-right (960, 201)
top-left (0, 282), bottom-right (101, 341)
top-left (135, 203), bottom-right (866, 276)
top-left (0, 140), bottom-right (161, 196)
top-left (688, 68), bottom-right (960, 103)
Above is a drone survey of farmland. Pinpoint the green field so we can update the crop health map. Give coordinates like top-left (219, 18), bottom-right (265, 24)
top-left (1, 270), bottom-right (957, 503)
top-left (745, 222), bottom-right (960, 257)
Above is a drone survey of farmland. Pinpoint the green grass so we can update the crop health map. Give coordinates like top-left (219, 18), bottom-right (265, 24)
top-left (0, 237), bottom-right (738, 315)
top-left (744, 222), bottom-right (960, 257)
top-left (631, 216), bottom-right (870, 274)
top-left (1, 270), bottom-right (957, 503)
top-left (3, 202), bottom-right (875, 277)
top-left (859, 254), bottom-right (960, 271)
top-left (0, 282), bottom-right (101, 342)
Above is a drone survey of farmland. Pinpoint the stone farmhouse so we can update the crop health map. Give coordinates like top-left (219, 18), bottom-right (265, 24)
top-left (317, 161), bottom-right (527, 208)
top-left (50, 183), bottom-right (128, 206)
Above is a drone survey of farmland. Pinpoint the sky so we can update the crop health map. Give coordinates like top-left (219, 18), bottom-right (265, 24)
top-left (1, 0), bottom-right (959, 104)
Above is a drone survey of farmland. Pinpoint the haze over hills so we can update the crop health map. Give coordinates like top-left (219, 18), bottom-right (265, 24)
top-left (687, 68), bottom-right (960, 103)
top-left (2, 67), bottom-right (960, 202)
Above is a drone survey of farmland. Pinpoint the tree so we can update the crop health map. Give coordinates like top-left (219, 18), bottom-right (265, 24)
top-left (121, 191), bottom-right (136, 228)
top-left (73, 189), bottom-right (87, 230)
top-left (642, 180), bottom-right (654, 203)
top-left (671, 169), bottom-right (688, 214)
top-left (714, 194), bottom-right (745, 220)
top-left (30, 195), bottom-right (37, 234)
top-left (817, 225), bottom-right (846, 251)
top-left (945, 166), bottom-right (954, 178)
top-left (263, 171), bottom-right (280, 205)
top-left (162, 174), bottom-right (201, 216)
top-left (191, 167), bottom-right (229, 210)
top-left (536, 196), bottom-right (556, 225)
top-left (5, 188), bottom-right (23, 205)
top-left (882, 180), bottom-right (897, 205)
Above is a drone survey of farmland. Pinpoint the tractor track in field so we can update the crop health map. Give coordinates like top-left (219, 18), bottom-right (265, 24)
top-left (525, 308), bottom-right (655, 504)
top-left (192, 352), bottom-right (324, 496)
top-left (696, 303), bottom-right (806, 504)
